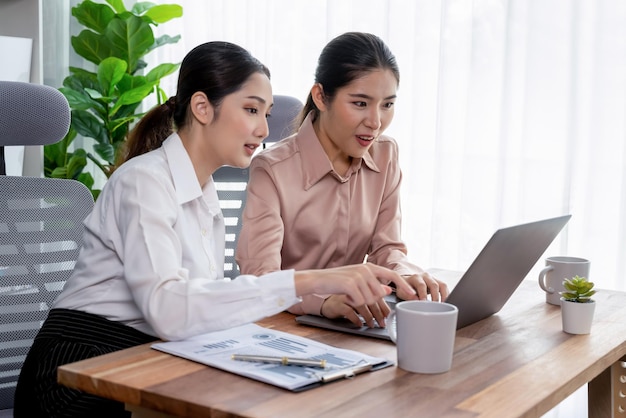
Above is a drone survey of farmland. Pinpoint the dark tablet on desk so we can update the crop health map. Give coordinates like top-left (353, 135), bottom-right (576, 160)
top-left (295, 215), bottom-right (571, 338)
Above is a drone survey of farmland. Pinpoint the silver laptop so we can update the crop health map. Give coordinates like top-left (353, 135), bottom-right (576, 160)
top-left (295, 215), bottom-right (572, 339)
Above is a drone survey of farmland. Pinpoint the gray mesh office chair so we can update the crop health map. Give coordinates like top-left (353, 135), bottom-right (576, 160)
top-left (215, 95), bottom-right (303, 279)
top-left (0, 81), bottom-right (94, 414)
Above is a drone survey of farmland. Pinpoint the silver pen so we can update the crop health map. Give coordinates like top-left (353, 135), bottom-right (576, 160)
top-left (231, 354), bottom-right (327, 368)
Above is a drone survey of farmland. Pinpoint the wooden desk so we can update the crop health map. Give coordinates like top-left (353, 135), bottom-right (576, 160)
top-left (58, 281), bottom-right (626, 418)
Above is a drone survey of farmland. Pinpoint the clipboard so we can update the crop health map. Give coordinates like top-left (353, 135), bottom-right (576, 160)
top-left (152, 323), bottom-right (393, 392)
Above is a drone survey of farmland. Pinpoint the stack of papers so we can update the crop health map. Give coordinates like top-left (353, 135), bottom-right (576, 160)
top-left (152, 323), bottom-right (392, 392)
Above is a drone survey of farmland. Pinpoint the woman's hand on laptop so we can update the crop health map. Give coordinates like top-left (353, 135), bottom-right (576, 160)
top-left (320, 295), bottom-right (391, 328)
top-left (397, 271), bottom-right (450, 302)
top-left (295, 262), bottom-right (415, 310)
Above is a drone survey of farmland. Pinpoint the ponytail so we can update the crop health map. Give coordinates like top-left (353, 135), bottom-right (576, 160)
top-left (116, 97), bottom-right (176, 167)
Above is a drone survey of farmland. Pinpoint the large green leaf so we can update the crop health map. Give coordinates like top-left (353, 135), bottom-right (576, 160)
top-left (110, 123), bottom-right (130, 145)
top-left (105, 0), bottom-right (127, 14)
top-left (44, 139), bottom-right (71, 177)
top-left (145, 63), bottom-right (179, 83)
top-left (144, 4), bottom-right (183, 24)
top-left (105, 15), bottom-right (154, 73)
top-left (77, 172), bottom-right (98, 200)
top-left (66, 149), bottom-right (90, 179)
top-left (72, 109), bottom-right (108, 145)
top-left (147, 34), bottom-right (182, 55)
top-left (48, 149), bottom-right (88, 180)
top-left (98, 57), bottom-right (128, 96)
top-left (72, 1), bottom-right (115, 34)
top-left (60, 86), bottom-right (102, 112)
top-left (132, 2), bottom-right (157, 15)
top-left (72, 30), bottom-right (114, 65)
top-left (117, 73), bottom-right (147, 93)
top-left (65, 69), bottom-right (98, 90)
top-left (46, 129), bottom-right (77, 170)
top-left (50, 166), bottom-right (69, 179)
top-left (111, 83), bottom-right (156, 115)
top-left (94, 141), bottom-right (116, 164)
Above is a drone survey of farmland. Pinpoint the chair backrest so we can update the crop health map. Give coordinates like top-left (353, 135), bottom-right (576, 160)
top-left (214, 95), bottom-right (303, 279)
top-left (0, 81), bottom-right (94, 411)
top-left (265, 94), bottom-right (304, 145)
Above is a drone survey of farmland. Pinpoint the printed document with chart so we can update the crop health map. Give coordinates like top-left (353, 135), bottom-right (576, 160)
top-left (152, 323), bottom-right (393, 391)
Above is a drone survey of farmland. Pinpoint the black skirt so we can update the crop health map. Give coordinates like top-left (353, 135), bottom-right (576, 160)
top-left (14, 308), bottom-right (157, 418)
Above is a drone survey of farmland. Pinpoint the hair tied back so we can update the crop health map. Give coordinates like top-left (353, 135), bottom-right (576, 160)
top-left (165, 96), bottom-right (177, 111)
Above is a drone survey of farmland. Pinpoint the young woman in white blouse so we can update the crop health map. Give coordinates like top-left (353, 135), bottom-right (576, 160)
top-left (14, 41), bottom-right (413, 418)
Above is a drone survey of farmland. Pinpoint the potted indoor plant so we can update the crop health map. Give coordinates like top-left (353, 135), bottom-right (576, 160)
top-left (44, 0), bottom-right (183, 199)
top-left (559, 275), bottom-right (597, 334)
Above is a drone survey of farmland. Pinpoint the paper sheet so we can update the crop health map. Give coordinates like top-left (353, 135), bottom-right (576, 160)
top-left (152, 323), bottom-right (392, 391)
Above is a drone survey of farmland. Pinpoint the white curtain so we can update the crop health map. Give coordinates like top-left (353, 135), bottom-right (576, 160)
top-left (45, 0), bottom-right (626, 293)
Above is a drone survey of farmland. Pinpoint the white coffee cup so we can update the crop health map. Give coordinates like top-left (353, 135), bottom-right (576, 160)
top-left (538, 256), bottom-right (590, 305)
top-left (387, 300), bottom-right (458, 374)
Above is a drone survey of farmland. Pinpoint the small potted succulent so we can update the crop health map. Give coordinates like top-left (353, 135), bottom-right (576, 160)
top-left (559, 275), bottom-right (597, 334)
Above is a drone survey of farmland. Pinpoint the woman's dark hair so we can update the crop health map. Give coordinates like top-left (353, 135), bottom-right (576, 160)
top-left (298, 32), bottom-right (399, 126)
top-left (117, 41), bottom-right (270, 166)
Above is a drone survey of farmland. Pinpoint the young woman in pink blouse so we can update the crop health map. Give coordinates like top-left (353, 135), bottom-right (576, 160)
top-left (236, 32), bottom-right (449, 329)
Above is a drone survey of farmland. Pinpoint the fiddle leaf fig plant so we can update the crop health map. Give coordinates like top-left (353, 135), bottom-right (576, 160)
top-left (44, 0), bottom-right (183, 199)
top-left (560, 275), bottom-right (596, 303)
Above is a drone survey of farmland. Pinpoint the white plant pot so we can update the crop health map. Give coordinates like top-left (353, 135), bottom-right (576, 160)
top-left (560, 297), bottom-right (596, 334)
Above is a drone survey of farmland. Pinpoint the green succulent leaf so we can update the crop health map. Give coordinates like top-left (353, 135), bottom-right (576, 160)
top-left (559, 275), bottom-right (597, 302)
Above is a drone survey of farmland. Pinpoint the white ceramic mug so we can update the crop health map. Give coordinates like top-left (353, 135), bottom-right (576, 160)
top-left (387, 300), bottom-right (458, 374)
top-left (538, 256), bottom-right (590, 305)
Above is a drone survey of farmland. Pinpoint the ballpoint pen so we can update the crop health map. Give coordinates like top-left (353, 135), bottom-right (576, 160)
top-left (231, 354), bottom-right (327, 368)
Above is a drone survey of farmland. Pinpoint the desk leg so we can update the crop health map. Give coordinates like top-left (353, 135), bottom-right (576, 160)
top-left (126, 404), bottom-right (179, 418)
top-left (588, 356), bottom-right (626, 418)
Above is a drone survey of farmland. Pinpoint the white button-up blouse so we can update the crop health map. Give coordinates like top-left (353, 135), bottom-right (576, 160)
top-left (54, 133), bottom-right (299, 341)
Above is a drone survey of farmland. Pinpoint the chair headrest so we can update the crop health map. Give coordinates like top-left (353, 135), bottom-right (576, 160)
top-left (266, 95), bottom-right (303, 143)
top-left (0, 81), bottom-right (70, 146)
